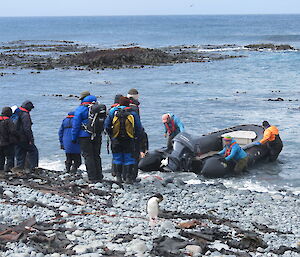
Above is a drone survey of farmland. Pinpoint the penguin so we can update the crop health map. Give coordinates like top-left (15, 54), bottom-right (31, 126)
top-left (147, 193), bottom-right (164, 227)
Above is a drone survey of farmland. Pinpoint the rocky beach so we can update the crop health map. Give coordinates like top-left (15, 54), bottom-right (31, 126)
top-left (0, 168), bottom-right (299, 257)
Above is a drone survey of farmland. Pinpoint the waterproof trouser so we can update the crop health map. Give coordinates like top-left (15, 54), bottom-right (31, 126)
top-left (234, 156), bottom-right (249, 173)
top-left (79, 136), bottom-right (103, 181)
top-left (65, 153), bottom-right (82, 172)
top-left (267, 135), bottom-right (283, 162)
top-left (0, 144), bottom-right (15, 171)
top-left (15, 142), bottom-right (39, 170)
top-left (111, 138), bottom-right (135, 182)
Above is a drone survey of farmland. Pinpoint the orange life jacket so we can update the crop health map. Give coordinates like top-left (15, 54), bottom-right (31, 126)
top-left (165, 119), bottom-right (176, 135)
top-left (224, 142), bottom-right (237, 157)
top-left (260, 126), bottom-right (279, 144)
top-left (19, 107), bottom-right (29, 113)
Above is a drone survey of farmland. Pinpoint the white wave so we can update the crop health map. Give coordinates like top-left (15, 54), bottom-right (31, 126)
top-left (197, 47), bottom-right (244, 52)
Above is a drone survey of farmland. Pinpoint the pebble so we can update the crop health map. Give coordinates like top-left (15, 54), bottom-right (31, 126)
top-left (65, 221), bottom-right (75, 229)
top-left (127, 239), bottom-right (148, 254)
top-left (73, 244), bottom-right (92, 254)
top-left (185, 245), bottom-right (202, 256)
top-left (3, 190), bottom-right (14, 198)
top-left (73, 229), bottom-right (83, 237)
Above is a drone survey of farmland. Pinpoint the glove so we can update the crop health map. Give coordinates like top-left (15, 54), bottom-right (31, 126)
top-left (254, 142), bottom-right (261, 146)
top-left (218, 157), bottom-right (227, 163)
top-left (60, 145), bottom-right (64, 150)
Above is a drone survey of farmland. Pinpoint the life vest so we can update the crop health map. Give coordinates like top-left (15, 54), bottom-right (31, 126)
top-left (19, 107), bottom-right (29, 113)
top-left (81, 102), bottom-right (93, 106)
top-left (112, 107), bottom-right (135, 139)
top-left (111, 103), bottom-right (119, 108)
top-left (67, 115), bottom-right (74, 118)
top-left (0, 116), bottom-right (9, 121)
top-left (165, 119), bottom-right (176, 135)
top-left (224, 142), bottom-right (237, 157)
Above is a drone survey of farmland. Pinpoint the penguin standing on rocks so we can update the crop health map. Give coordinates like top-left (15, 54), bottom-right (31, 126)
top-left (147, 193), bottom-right (164, 227)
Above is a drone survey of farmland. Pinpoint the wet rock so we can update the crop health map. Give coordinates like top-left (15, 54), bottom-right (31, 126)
top-left (245, 44), bottom-right (295, 51)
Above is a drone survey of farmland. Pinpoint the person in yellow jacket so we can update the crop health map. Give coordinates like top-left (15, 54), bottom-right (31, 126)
top-left (254, 121), bottom-right (283, 162)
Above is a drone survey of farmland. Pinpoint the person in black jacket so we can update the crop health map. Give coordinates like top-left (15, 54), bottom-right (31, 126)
top-left (14, 101), bottom-right (39, 171)
top-left (0, 107), bottom-right (19, 172)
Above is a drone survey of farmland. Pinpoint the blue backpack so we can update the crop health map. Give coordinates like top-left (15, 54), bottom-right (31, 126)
top-left (10, 108), bottom-right (21, 129)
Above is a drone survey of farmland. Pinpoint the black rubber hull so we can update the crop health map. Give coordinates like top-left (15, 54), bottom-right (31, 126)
top-left (139, 124), bottom-right (273, 178)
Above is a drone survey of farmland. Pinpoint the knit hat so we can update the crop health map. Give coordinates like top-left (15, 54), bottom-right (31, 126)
top-left (21, 100), bottom-right (34, 111)
top-left (223, 136), bottom-right (233, 141)
top-left (79, 91), bottom-right (90, 100)
top-left (119, 96), bottom-right (130, 107)
top-left (262, 121), bottom-right (270, 128)
top-left (162, 113), bottom-right (170, 123)
top-left (1, 107), bottom-right (12, 117)
top-left (127, 88), bottom-right (139, 100)
top-left (114, 94), bottom-right (123, 104)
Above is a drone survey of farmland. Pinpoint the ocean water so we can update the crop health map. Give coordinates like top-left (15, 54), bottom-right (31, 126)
top-left (0, 15), bottom-right (300, 192)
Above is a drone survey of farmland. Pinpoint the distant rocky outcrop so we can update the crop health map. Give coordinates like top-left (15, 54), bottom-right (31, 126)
top-left (245, 44), bottom-right (295, 51)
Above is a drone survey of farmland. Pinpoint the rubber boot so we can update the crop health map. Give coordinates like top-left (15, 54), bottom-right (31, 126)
top-left (65, 161), bottom-right (71, 173)
top-left (124, 165), bottom-right (134, 184)
top-left (114, 164), bottom-right (123, 183)
top-left (111, 162), bottom-right (116, 177)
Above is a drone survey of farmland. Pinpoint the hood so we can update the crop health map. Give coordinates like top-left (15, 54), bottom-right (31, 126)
top-left (81, 95), bottom-right (97, 103)
top-left (21, 100), bottom-right (34, 111)
top-left (1, 107), bottom-right (12, 117)
top-left (68, 111), bottom-right (75, 116)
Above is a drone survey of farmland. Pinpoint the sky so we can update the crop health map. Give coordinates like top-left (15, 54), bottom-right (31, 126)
top-left (1, 0), bottom-right (300, 17)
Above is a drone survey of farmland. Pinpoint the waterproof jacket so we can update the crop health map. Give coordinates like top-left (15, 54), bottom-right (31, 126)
top-left (72, 95), bottom-right (98, 141)
top-left (59, 112), bottom-right (81, 154)
top-left (17, 107), bottom-right (34, 143)
top-left (219, 139), bottom-right (247, 161)
top-left (0, 116), bottom-right (19, 146)
top-left (164, 113), bottom-right (185, 137)
top-left (260, 126), bottom-right (280, 144)
top-left (104, 106), bottom-right (143, 139)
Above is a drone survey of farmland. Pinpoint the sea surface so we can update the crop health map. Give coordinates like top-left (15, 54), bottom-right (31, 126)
top-left (0, 15), bottom-right (300, 193)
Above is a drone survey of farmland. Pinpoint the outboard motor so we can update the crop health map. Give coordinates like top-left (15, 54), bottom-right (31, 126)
top-left (162, 132), bottom-right (196, 172)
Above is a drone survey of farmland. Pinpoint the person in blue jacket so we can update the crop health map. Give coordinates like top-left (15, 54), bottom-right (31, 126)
top-left (59, 111), bottom-right (81, 173)
top-left (218, 136), bottom-right (248, 173)
top-left (104, 96), bottom-right (143, 184)
top-left (161, 113), bottom-right (185, 149)
top-left (72, 92), bottom-right (104, 183)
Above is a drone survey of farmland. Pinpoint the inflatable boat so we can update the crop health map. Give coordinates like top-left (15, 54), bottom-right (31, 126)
top-left (138, 124), bottom-right (272, 178)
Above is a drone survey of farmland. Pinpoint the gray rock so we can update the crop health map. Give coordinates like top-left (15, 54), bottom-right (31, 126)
top-left (73, 244), bottom-right (92, 254)
top-left (3, 190), bottom-right (14, 198)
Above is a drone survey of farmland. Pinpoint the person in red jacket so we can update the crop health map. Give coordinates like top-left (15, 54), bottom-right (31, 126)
top-left (254, 121), bottom-right (283, 162)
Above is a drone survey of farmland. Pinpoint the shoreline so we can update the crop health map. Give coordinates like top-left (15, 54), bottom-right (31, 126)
top-left (0, 168), bottom-right (299, 256)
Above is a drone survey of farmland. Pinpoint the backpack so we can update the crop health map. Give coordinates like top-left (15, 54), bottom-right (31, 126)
top-left (82, 103), bottom-right (107, 140)
top-left (112, 107), bottom-right (135, 139)
top-left (10, 109), bottom-right (21, 129)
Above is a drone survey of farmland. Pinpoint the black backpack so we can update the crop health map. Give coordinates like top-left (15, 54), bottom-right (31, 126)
top-left (82, 103), bottom-right (107, 140)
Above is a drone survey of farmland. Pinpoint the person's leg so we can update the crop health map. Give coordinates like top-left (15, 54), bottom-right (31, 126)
top-left (80, 137), bottom-right (100, 181)
top-left (26, 143), bottom-right (39, 169)
top-left (15, 143), bottom-right (27, 169)
top-left (0, 147), bottom-right (5, 170)
top-left (123, 140), bottom-right (136, 184)
top-left (268, 142), bottom-right (283, 162)
top-left (4, 145), bottom-right (15, 171)
top-left (167, 135), bottom-right (175, 149)
top-left (111, 139), bottom-right (124, 182)
top-left (92, 136), bottom-right (103, 180)
top-left (131, 138), bottom-right (140, 181)
top-left (65, 153), bottom-right (72, 172)
top-left (71, 153), bottom-right (82, 172)
top-left (234, 157), bottom-right (248, 174)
